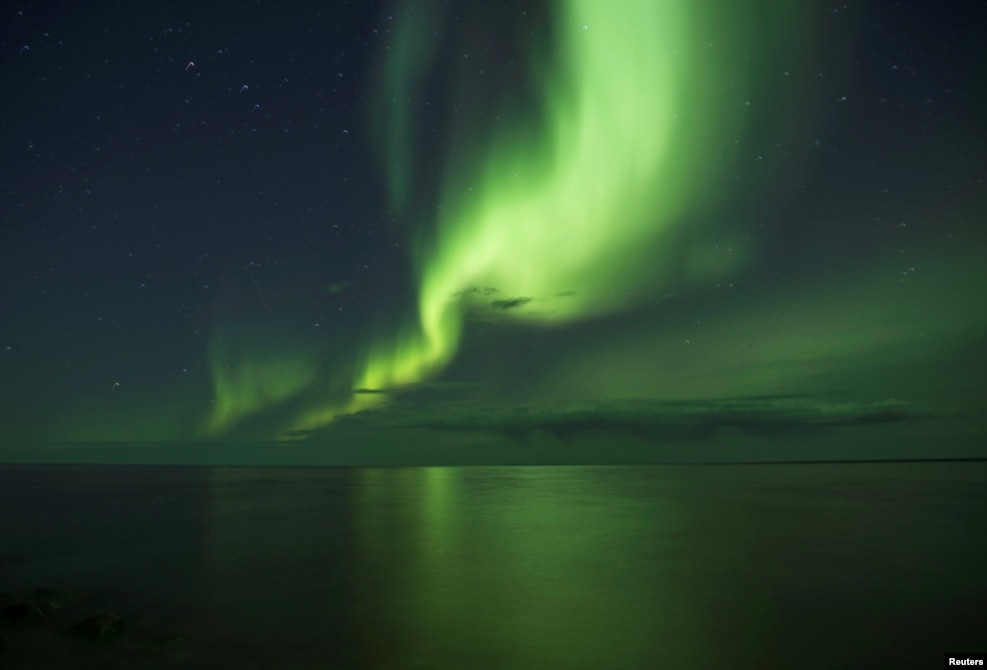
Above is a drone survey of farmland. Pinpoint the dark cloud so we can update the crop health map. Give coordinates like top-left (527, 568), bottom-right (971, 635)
top-left (455, 286), bottom-right (499, 297)
top-left (326, 395), bottom-right (943, 444)
top-left (353, 381), bottom-right (486, 396)
top-left (491, 297), bottom-right (533, 310)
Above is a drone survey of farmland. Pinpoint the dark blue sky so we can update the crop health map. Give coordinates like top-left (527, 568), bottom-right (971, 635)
top-left (1, 1), bottom-right (984, 464)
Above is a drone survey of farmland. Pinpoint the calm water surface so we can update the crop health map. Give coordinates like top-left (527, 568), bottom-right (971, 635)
top-left (1, 462), bottom-right (985, 668)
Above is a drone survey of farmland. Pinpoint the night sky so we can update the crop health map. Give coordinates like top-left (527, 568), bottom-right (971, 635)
top-left (1, 0), bottom-right (984, 464)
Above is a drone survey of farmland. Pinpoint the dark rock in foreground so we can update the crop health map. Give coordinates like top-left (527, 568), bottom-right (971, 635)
top-left (68, 612), bottom-right (124, 641)
top-left (1, 600), bottom-right (48, 624)
top-left (1, 588), bottom-right (70, 625)
top-left (3, 587), bottom-right (188, 663)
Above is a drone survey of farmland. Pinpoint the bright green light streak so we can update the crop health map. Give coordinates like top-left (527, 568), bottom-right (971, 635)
top-left (356, 0), bottom-right (739, 394)
top-left (207, 0), bottom-right (767, 437)
top-left (204, 331), bottom-right (320, 436)
top-left (372, 4), bottom-right (441, 214)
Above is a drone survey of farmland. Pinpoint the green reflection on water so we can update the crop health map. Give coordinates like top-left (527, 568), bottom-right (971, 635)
top-left (352, 467), bottom-right (699, 667)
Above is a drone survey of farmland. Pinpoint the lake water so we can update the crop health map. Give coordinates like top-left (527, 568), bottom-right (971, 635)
top-left (2, 462), bottom-right (985, 668)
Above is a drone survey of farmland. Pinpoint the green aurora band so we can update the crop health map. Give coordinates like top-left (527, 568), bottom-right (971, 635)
top-left (206, 0), bottom-right (808, 438)
top-left (363, 1), bottom-right (719, 384)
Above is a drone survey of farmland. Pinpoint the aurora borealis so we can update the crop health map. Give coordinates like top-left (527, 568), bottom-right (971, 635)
top-left (357, 1), bottom-right (761, 383)
top-left (1, 0), bottom-right (985, 463)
